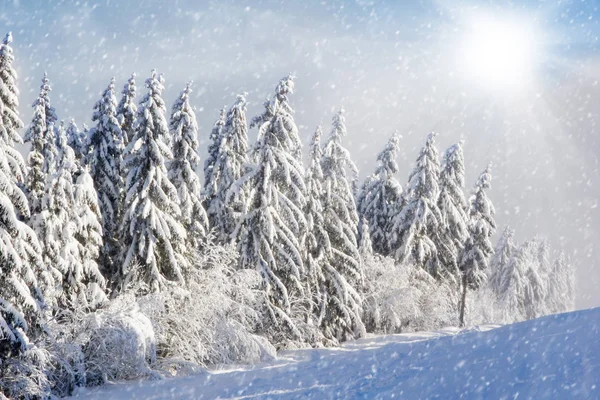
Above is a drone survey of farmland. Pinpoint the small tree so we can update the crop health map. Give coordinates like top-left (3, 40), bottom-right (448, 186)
top-left (356, 133), bottom-right (402, 256)
top-left (390, 132), bottom-right (441, 274)
top-left (120, 70), bottom-right (187, 292)
top-left (546, 252), bottom-right (575, 314)
top-left (458, 164), bottom-right (496, 326)
top-left (167, 82), bottom-right (208, 249)
top-left (66, 119), bottom-right (87, 163)
top-left (72, 167), bottom-right (107, 309)
top-left (488, 226), bottom-right (517, 297)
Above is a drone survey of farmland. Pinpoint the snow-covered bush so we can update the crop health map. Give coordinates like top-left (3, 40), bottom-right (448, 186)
top-left (363, 254), bottom-right (457, 334)
top-left (137, 241), bottom-right (275, 375)
top-left (0, 346), bottom-right (52, 400)
top-left (80, 294), bottom-right (156, 386)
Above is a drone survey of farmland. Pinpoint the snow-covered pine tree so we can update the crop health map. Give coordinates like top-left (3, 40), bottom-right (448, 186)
top-left (320, 108), bottom-right (365, 341)
top-left (303, 126), bottom-right (329, 326)
top-left (458, 163), bottom-right (496, 326)
top-left (498, 241), bottom-right (529, 322)
top-left (120, 70), bottom-right (187, 292)
top-left (86, 78), bottom-right (124, 278)
top-left (356, 133), bottom-right (402, 256)
top-left (0, 31), bottom-right (46, 360)
top-left (234, 75), bottom-right (307, 342)
top-left (390, 132), bottom-right (441, 274)
top-left (116, 73), bottom-right (137, 146)
top-left (167, 82), bottom-right (208, 249)
top-left (24, 73), bottom-right (58, 216)
top-left (38, 124), bottom-right (105, 309)
top-left (202, 106), bottom-right (226, 211)
top-left (72, 167), bottom-right (107, 309)
top-left (487, 226), bottom-right (517, 297)
top-left (523, 238), bottom-right (550, 319)
top-left (546, 252), bottom-right (575, 314)
top-left (435, 141), bottom-right (469, 282)
top-left (207, 93), bottom-right (250, 242)
top-left (66, 119), bottom-right (87, 163)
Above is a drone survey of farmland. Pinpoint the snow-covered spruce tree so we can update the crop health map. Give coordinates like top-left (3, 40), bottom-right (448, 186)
top-left (167, 82), bottom-right (208, 249)
top-left (320, 108), bottom-right (365, 341)
top-left (0, 31), bottom-right (47, 368)
top-left (390, 132), bottom-right (441, 274)
top-left (522, 238), bottom-right (550, 319)
top-left (546, 252), bottom-right (575, 314)
top-left (24, 73), bottom-right (58, 216)
top-left (72, 167), bottom-right (107, 310)
top-left (356, 133), bottom-right (402, 256)
top-left (38, 124), bottom-right (106, 310)
top-left (202, 106), bottom-right (226, 212)
top-left (435, 141), bottom-right (468, 283)
top-left (86, 77), bottom-right (124, 279)
top-left (458, 164), bottom-right (496, 326)
top-left (207, 94), bottom-right (250, 242)
top-left (234, 75), bottom-right (308, 344)
top-left (116, 73), bottom-right (138, 146)
top-left (303, 126), bottom-right (329, 331)
top-left (120, 70), bottom-right (187, 292)
top-left (487, 226), bottom-right (517, 297)
top-left (66, 119), bottom-right (87, 163)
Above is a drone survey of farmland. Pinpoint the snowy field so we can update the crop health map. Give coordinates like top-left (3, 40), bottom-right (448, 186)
top-left (70, 307), bottom-right (599, 399)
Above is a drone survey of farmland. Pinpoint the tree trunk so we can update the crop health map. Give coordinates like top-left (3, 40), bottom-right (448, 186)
top-left (459, 273), bottom-right (467, 327)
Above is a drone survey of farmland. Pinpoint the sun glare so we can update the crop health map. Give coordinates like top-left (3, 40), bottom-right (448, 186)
top-left (458, 13), bottom-right (541, 91)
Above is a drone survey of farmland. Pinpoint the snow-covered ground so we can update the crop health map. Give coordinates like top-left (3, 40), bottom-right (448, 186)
top-left (71, 308), bottom-right (599, 399)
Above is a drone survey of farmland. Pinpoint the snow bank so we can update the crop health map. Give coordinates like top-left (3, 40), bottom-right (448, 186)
top-left (70, 307), bottom-right (599, 399)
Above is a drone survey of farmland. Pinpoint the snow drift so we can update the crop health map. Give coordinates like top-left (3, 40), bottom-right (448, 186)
top-left (70, 307), bottom-right (599, 399)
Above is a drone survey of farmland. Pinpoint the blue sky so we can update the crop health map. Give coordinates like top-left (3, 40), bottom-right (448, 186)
top-left (1, 0), bottom-right (600, 306)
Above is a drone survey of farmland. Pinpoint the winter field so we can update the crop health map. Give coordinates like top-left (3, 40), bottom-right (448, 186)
top-left (70, 307), bottom-right (600, 399)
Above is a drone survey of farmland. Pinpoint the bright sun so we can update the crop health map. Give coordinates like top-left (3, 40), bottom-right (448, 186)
top-left (458, 13), bottom-right (540, 91)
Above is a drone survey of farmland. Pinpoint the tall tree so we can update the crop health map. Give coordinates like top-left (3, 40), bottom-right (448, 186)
top-left (304, 126), bottom-right (329, 327)
top-left (120, 70), bottom-right (187, 292)
top-left (86, 78), bottom-right (124, 278)
top-left (390, 132), bottom-right (441, 274)
top-left (0, 31), bottom-right (46, 359)
top-left (167, 82), bottom-right (208, 249)
top-left (320, 108), bottom-right (365, 341)
top-left (436, 141), bottom-right (469, 282)
top-left (116, 73), bottom-right (137, 146)
top-left (203, 106), bottom-right (226, 211)
top-left (24, 73), bottom-right (58, 216)
top-left (207, 93), bottom-right (250, 242)
top-left (38, 124), bottom-right (105, 309)
top-left (458, 164), bottom-right (496, 326)
top-left (487, 226), bottom-right (517, 297)
top-left (356, 133), bottom-right (402, 256)
top-left (234, 75), bottom-right (307, 340)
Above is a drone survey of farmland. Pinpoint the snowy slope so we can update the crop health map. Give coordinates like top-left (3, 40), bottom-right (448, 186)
top-left (71, 308), bottom-right (600, 399)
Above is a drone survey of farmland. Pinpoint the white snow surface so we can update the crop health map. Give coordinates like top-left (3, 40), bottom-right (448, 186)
top-left (70, 307), bottom-right (599, 399)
